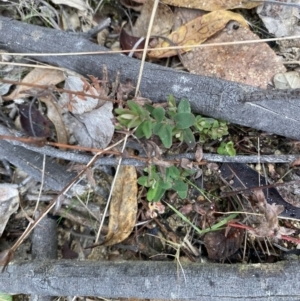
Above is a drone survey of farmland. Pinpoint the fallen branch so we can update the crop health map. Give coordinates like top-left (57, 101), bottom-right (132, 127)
top-left (0, 260), bottom-right (299, 300)
top-left (0, 17), bottom-right (300, 140)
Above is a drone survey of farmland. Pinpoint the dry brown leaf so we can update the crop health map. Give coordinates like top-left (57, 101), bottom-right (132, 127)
top-left (5, 68), bottom-right (65, 101)
top-left (103, 165), bottom-right (138, 246)
top-left (0, 184), bottom-right (19, 237)
top-left (195, 145), bottom-right (203, 163)
top-left (251, 190), bottom-right (288, 238)
top-left (204, 228), bottom-right (244, 260)
top-left (291, 158), bottom-right (300, 167)
top-left (182, 26), bottom-right (286, 88)
top-left (273, 71), bottom-right (300, 89)
top-left (132, 0), bottom-right (174, 37)
top-left (40, 95), bottom-right (68, 145)
top-left (161, 0), bottom-right (260, 11)
top-left (149, 10), bottom-right (248, 58)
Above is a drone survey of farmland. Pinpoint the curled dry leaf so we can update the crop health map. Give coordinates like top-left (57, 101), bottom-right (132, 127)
top-left (18, 103), bottom-right (51, 138)
top-left (103, 165), bottom-right (138, 246)
top-left (291, 158), bottom-right (300, 167)
top-left (204, 228), bottom-right (244, 260)
top-left (195, 145), bottom-right (203, 163)
top-left (4, 68), bottom-right (65, 101)
top-left (120, 27), bottom-right (151, 58)
top-left (40, 95), bottom-right (68, 145)
top-left (59, 76), bottom-right (101, 114)
top-left (251, 189), bottom-right (295, 238)
top-left (132, 0), bottom-right (174, 37)
top-left (78, 103), bottom-right (114, 149)
top-left (0, 184), bottom-right (19, 237)
top-left (161, 0), bottom-right (260, 11)
top-left (59, 75), bottom-right (114, 149)
top-left (180, 158), bottom-right (194, 169)
top-left (273, 71), bottom-right (300, 90)
top-left (149, 10), bottom-right (248, 58)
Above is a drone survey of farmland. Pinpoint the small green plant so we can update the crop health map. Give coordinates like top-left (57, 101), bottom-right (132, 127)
top-left (115, 96), bottom-right (236, 201)
top-left (115, 95), bottom-right (230, 149)
top-left (137, 165), bottom-right (196, 202)
top-left (217, 141), bottom-right (236, 156)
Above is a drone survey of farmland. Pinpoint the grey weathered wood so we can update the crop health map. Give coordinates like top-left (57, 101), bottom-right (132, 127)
top-left (0, 259), bottom-right (299, 301)
top-left (31, 214), bottom-right (57, 301)
top-left (0, 17), bottom-right (300, 140)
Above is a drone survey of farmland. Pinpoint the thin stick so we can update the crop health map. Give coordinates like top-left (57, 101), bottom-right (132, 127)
top-left (3, 35), bottom-right (300, 57)
top-left (135, 0), bottom-right (159, 96)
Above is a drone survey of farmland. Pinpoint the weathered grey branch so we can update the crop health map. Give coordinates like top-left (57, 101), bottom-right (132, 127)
top-left (31, 214), bottom-right (57, 301)
top-left (0, 260), bottom-right (299, 301)
top-left (0, 17), bottom-right (300, 140)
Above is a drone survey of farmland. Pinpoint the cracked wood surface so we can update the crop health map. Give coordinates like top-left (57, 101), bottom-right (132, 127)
top-left (0, 260), bottom-right (299, 301)
top-left (0, 17), bottom-right (300, 140)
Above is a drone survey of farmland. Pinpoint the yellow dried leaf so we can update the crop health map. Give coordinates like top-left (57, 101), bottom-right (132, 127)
top-left (161, 0), bottom-right (260, 11)
top-left (103, 165), bottom-right (137, 246)
top-left (149, 10), bottom-right (248, 58)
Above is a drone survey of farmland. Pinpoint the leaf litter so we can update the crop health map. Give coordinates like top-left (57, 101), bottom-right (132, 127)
top-left (1, 0), bottom-right (300, 273)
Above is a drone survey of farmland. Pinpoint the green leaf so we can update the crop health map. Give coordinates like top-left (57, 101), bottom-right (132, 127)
top-left (147, 183), bottom-right (166, 202)
top-left (127, 100), bottom-right (149, 119)
top-left (127, 100), bottom-right (141, 113)
top-left (173, 113), bottom-right (195, 129)
top-left (145, 104), bottom-right (155, 114)
top-left (155, 123), bottom-right (172, 148)
top-left (127, 116), bottom-right (142, 128)
top-left (182, 128), bottom-right (196, 148)
top-left (139, 120), bottom-right (152, 138)
top-left (119, 113), bottom-right (137, 120)
top-left (225, 141), bottom-right (236, 156)
top-left (115, 108), bottom-right (134, 115)
top-left (138, 176), bottom-right (150, 187)
top-left (178, 99), bottom-right (191, 113)
top-left (167, 94), bottom-right (177, 116)
top-left (217, 141), bottom-right (236, 156)
top-left (151, 107), bottom-right (165, 123)
top-left (159, 179), bottom-right (173, 190)
top-left (173, 179), bottom-right (188, 198)
top-left (166, 166), bottom-right (181, 180)
top-left (135, 123), bottom-right (145, 138)
top-left (167, 94), bottom-right (176, 109)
